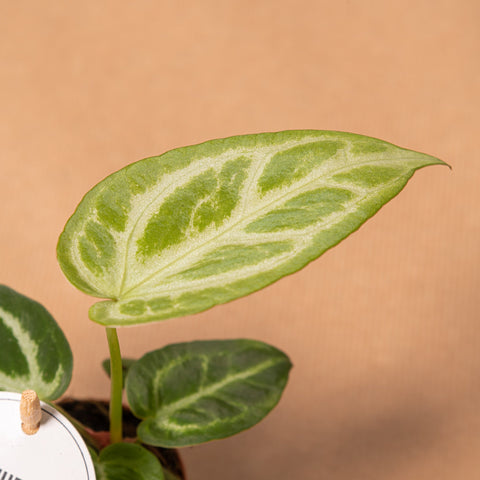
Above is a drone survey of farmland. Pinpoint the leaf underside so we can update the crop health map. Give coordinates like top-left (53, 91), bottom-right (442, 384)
top-left (57, 130), bottom-right (445, 326)
top-left (126, 339), bottom-right (292, 447)
top-left (0, 285), bottom-right (73, 400)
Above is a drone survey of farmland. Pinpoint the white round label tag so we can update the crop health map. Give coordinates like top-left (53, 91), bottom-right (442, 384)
top-left (0, 391), bottom-right (96, 480)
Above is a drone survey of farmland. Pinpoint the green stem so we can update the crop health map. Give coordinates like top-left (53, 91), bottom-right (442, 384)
top-left (106, 327), bottom-right (123, 443)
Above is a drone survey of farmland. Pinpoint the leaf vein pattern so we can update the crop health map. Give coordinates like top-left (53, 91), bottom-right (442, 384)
top-left (120, 156), bottom-right (408, 298)
top-left (151, 358), bottom-right (282, 423)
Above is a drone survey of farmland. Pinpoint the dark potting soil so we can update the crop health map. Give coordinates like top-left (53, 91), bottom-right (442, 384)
top-left (59, 399), bottom-right (185, 480)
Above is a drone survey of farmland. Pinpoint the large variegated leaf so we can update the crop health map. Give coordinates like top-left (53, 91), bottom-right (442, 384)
top-left (0, 285), bottom-right (73, 400)
top-left (125, 339), bottom-right (292, 447)
top-left (57, 130), bottom-right (445, 326)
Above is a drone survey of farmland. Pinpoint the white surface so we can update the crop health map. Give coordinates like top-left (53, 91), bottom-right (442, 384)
top-left (0, 391), bottom-right (96, 480)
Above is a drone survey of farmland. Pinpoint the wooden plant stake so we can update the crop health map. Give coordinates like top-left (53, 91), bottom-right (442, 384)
top-left (20, 390), bottom-right (42, 435)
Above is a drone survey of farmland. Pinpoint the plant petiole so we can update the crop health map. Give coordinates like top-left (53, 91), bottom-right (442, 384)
top-left (106, 327), bottom-right (123, 444)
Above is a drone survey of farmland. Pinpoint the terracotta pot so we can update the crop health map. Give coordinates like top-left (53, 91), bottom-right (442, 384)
top-left (59, 399), bottom-right (186, 480)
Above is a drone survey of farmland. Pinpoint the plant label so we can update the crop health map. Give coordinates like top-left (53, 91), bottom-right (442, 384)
top-left (0, 392), bottom-right (96, 480)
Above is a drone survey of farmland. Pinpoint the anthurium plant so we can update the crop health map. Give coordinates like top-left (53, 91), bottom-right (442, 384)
top-left (0, 130), bottom-right (446, 479)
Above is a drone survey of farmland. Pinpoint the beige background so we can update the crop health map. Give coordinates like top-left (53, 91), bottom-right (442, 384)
top-left (1, 1), bottom-right (478, 478)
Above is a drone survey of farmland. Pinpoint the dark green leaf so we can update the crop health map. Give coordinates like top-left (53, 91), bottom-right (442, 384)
top-left (126, 339), bottom-right (292, 447)
top-left (93, 443), bottom-right (164, 480)
top-left (0, 285), bottom-right (72, 400)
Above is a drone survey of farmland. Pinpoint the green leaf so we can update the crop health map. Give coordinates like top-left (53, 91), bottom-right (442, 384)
top-left (57, 130), bottom-right (446, 326)
top-left (102, 357), bottom-right (136, 388)
top-left (0, 285), bottom-right (73, 400)
top-left (126, 339), bottom-right (292, 447)
top-left (93, 443), bottom-right (164, 480)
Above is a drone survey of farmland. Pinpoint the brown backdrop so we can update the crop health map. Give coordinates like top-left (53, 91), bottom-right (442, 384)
top-left (1, 1), bottom-right (478, 479)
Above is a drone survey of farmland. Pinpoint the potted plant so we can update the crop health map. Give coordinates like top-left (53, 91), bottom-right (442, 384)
top-left (0, 130), bottom-right (447, 479)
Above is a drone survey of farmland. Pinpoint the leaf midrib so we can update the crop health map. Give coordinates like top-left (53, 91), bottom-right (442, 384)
top-left (146, 357), bottom-right (283, 424)
top-left (116, 140), bottom-right (313, 298)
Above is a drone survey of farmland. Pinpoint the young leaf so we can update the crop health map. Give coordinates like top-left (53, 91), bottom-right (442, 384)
top-left (0, 285), bottom-right (73, 400)
top-left (57, 130), bottom-right (446, 326)
top-left (125, 339), bottom-right (292, 447)
top-left (93, 443), bottom-right (164, 480)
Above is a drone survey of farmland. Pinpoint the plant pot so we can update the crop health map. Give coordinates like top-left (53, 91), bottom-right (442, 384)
top-left (59, 399), bottom-right (186, 480)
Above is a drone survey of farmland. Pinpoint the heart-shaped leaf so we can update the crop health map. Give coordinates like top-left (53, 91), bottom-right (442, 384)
top-left (57, 130), bottom-right (446, 326)
top-left (0, 285), bottom-right (73, 400)
top-left (125, 339), bottom-right (292, 447)
top-left (92, 443), bottom-right (164, 480)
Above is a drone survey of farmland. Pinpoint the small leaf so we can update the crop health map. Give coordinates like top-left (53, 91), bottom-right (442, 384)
top-left (126, 339), bottom-right (292, 447)
top-left (93, 443), bottom-right (164, 480)
top-left (0, 285), bottom-right (72, 400)
top-left (57, 130), bottom-right (447, 326)
top-left (102, 357), bottom-right (136, 388)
